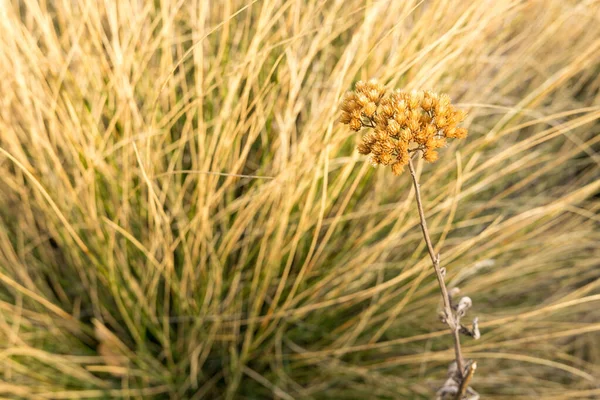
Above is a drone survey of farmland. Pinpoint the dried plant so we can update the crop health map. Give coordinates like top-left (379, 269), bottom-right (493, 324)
top-left (340, 81), bottom-right (467, 174)
top-left (341, 80), bottom-right (480, 399)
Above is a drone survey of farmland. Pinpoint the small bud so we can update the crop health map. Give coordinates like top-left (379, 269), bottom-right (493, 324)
top-left (394, 112), bottom-right (408, 125)
top-left (427, 137), bottom-right (446, 149)
top-left (380, 104), bottom-right (394, 118)
top-left (421, 97), bottom-right (434, 111)
top-left (456, 296), bottom-right (472, 317)
top-left (357, 142), bottom-right (371, 155)
top-left (379, 152), bottom-right (393, 165)
top-left (391, 162), bottom-right (404, 175)
top-left (423, 149), bottom-right (439, 163)
top-left (399, 128), bottom-right (412, 142)
top-left (439, 93), bottom-right (451, 107)
top-left (367, 89), bottom-right (382, 102)
top-left (387, 119), bottom-right (400, 135)
top-left (444, 127), bottom-right (457, 138)
top-left (396, 99), bottom-right (407, 112)
top-left (355, 80), bottom-right (367, 92)
top-left (455, 127), bottom-right (468, 138)
top-left (435, 116), bottom-right (448, 128)
top-left (454, 109), bottom-right (467, 123)
top-left (408, 94), bottom-right (421, 109)
top-left (339, 112), bottom-right (352, 124)
top-left (363, 131), bottom-right (377, 145)
top-left (363, 102), bottom-right (377, 117)
top-left (438, 311), bottom-right (447, 324)
top-left (436, 103), bottom-right (448, 116)
top-left (356, 94), bottom-right (369, 107)
top-left (424, 124), bottom-right (437, 137)
top-left (395, 140), bottom-right (408, 153)
top-left (349, 118), bottom-right (362, 131)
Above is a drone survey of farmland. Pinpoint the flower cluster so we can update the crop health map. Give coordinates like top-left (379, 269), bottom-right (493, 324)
top-left (340, 80), bottom-right (467, 175)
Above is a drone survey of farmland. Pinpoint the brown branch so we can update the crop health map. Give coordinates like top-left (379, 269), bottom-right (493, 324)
top-left (407, 157), bottom-right (465, 378)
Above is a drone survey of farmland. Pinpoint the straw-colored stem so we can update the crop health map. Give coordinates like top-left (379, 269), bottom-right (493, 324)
top-left (407, 157), bottom-right (465, 378)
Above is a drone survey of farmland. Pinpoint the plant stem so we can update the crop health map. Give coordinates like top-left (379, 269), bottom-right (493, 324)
top-left (407, 157), bottom-right (465, 378)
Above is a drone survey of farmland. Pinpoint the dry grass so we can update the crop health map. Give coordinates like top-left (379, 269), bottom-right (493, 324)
top-left (0, 0), bottom-right (599, 398)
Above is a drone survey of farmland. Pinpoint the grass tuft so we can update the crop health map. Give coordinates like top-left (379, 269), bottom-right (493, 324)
top-left (0, 0), bottom-right (599, 398)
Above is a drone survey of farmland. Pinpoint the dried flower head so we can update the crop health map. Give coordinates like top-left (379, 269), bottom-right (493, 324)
top-left (340, 80), bottom-right (468, 175)
top-left (340, 79), bottom-right (386, 131)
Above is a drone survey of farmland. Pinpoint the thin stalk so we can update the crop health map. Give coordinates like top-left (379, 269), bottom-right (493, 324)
top-left (407, 157), bottom-right (465, 378)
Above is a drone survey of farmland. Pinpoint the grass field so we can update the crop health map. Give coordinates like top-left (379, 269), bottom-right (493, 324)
top-left (0, 0), bottom-right (599, 398)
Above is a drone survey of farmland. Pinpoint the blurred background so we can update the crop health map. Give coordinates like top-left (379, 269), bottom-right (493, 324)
top-left (0, 0), bottom-right (599, 398)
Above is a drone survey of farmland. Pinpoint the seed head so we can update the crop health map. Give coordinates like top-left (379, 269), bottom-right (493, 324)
top-left (339, 79), bottom-right (387, 131)
top-left (339, 80), bottom-right (468, 175)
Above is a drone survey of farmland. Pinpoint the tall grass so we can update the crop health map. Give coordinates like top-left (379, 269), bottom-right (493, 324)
top-left (0, 0), bottom-right (599, 398)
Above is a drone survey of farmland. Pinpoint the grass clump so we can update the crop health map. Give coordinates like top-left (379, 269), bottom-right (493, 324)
top-left (0, 0), bottom-right (599, 399)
